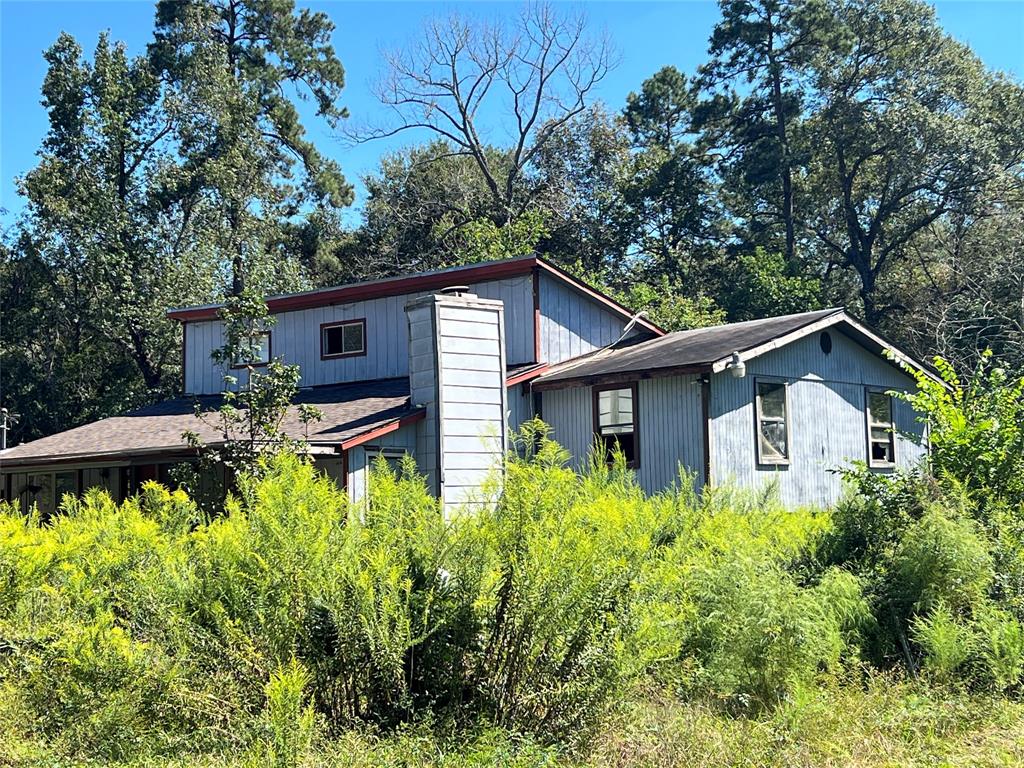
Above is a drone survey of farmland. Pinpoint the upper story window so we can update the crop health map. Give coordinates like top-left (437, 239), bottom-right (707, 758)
top-left (593, 383), bottom-right (638, 468)
top-left (231, 331), bottom-right (270, 368)
top-left (755, 379), bottom-right (789, 465)
top-left (866, 389), bottom-right (896, 467)
top-left (321, 319), bottom-right (366, 359)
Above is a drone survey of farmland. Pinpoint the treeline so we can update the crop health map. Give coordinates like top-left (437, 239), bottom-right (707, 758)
top-left (3, 0), bottom-right (1024, 443)
top-left (2, 358), bottom-right (1023, 765)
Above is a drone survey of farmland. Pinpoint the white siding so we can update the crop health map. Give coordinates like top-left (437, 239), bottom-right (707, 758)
top-left (538, 273), bottom-right (638, 364)
top-left (542, 375), bottom-right (706, 494)
top-left (345, 424), bottom-right (418, 502)
top-left (184, 275), bottom-right (534, 395)
top-left (709, 329), bottom-right (928, 507)
top-left (435, 300), bottom-right (507, 512)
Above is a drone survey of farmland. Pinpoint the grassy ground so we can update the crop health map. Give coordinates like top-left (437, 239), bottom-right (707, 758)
top-left (4, 673), bottom-right (1022, 767)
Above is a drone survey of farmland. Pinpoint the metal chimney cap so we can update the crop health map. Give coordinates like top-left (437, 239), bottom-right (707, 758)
top-left (439, 285), bottom-right (472, 296)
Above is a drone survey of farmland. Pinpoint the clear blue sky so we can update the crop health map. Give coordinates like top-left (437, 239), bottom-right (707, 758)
top-left (2, 0), bottom-right (1022, 226)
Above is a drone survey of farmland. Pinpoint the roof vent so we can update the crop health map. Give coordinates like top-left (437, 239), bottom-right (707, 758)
top-left (439, 285), bottom-right (472, 297)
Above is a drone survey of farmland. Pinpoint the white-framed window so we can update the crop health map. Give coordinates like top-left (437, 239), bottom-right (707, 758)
top-left (321, 319), bottom-right (366, 359)
top-left (593, 383), bottom-right (639, 468)
top-left (755, 379), bottom-right (790, 465)
top-left (231, 331), bottom-right (271, 368)
top-left (866, 389), bottom-right (896, 467)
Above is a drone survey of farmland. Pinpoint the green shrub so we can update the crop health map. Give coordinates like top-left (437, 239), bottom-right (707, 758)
top-left (261, 660), bottom-right (317, 768)
top-left (912, 603), bottom-right (974, 684)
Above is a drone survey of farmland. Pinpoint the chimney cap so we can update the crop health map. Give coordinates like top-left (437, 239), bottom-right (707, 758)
top-left (439, 285), bottom-right (472, 296)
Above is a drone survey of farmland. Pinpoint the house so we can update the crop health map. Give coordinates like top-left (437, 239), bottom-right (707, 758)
top-left (0, 256), bottom-right (933, 514)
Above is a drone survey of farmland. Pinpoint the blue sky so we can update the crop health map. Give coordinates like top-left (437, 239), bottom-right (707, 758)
top-left (2, 0), bottom-right (1022, 226)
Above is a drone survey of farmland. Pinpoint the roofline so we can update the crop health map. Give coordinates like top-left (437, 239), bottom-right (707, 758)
top-left (0, 441), bottom-right (342, 469)
top-left (166, 256), bottom-right (666, 335)
top-left (532, 307), bottom-right (943, 392)
top-left (506, 363), bottom-right (550, 388)
top-left (532, 363), bottom-right (708, 391)
top-left (338, 409), bottom-right (426, 451)
top-left (708, 309), bottom-right (944, 385)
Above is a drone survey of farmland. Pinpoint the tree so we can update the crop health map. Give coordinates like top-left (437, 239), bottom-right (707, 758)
top-left (4, 34), bottom-right (219, 442)
top-left (531, 104), bottom-right (632, 274)
top-left (802, 0), bottom-right (1024, 325)
top-left (344, 141), bottom-right (520, 281)
top-left (617, 66), bottom-right (723, 286)
top-left (151, 0), bottom-right (353, 295)
top-left (354, 2), bottom-right (613, 229)
top-left (699, 0), bottom-right (827, 263)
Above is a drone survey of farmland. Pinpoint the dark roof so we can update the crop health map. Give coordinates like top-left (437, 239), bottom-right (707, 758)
top-left (167, 256), bottom-right (665, 336)
top-left (534, 308), bottom-right (848, 388)
top-left (0, 378), bottom-right (420, 467)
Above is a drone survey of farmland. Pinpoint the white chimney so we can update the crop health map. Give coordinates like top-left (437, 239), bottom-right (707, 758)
top-left (406, 290), bottom-right (508, 515)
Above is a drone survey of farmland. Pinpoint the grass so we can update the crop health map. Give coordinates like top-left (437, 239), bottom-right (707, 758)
top-left (4, 673), bottom-right (1022, 767)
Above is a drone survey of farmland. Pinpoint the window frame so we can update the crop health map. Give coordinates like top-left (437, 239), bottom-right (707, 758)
top-left (230, 330), bottom-right (271, 369)
top-left (865, 387), bottom-right (897, 468)
top-left (592, 381), bottom-right (640, 469)
top-left (754, 377), bottom-right (791, 467)
top-left (320, 318), bottom-right (367, 360)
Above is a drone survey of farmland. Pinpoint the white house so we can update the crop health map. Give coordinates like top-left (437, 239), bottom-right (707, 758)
top-left (0, 256), bottom-right (933, 513)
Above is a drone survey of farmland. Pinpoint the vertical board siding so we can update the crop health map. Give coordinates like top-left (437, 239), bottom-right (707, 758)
top-left (542, 386), bottom-right (594, 471)
top-left (710, 329), bottom-right (928, 507)
top-left (506, 383), bottom-right (535, 438)
top-left (636, 376), bottom-right (705, 494)
top-left (544, 375), bottom-right (705, 493)
top-left (183, 275), bottom-right (533, 394)
top-left (537, 273), bottom-right (635, 364)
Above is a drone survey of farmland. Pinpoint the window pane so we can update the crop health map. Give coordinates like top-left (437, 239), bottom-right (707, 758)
top-left (233, 332), bottom-right (269, 365)
top-left (343, 322), bottom-right (364, 353)
top-left (324, 325), bottom-right (343, 356)
top-left (54, 471), bottom-right (77, 503)
top-left (870, 426), bottom-right (892, 443)
top-left (601, 433), bottom-right (636, 465)
top-left (27, 473), bottom-right (53, 516)
top-left (760, 421), bottom-right (788, 461)
top-left (871, 441), bottom-right (894, 464)
top-left (598, 388), bottom-right (634, 429)
top-left (869, 392), bottom-right (892, 425)
top-left (758, 382), bottom-right (786, 419)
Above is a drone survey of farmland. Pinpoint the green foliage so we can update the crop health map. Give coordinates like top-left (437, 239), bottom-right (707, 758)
top-left (901, 351), bottom-right (1024, 506)
top-left (261, 660), bottom-right (317, 768)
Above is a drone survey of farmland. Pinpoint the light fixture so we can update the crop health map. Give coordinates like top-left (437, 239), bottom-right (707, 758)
top-left (727, 351), bottom-right (746, 379)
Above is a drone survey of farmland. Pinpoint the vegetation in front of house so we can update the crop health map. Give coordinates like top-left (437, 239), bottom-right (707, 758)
top-left (2, 356), bottom-right (1024, 766)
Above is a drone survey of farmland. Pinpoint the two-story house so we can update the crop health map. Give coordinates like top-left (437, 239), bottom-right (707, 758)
top-left (0, 256), bottom-right (935, 514)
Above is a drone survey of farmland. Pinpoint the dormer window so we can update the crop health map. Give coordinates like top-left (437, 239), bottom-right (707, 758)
top-left (231, 331), bottom-right (270, 368)
top-left (321, 319), bottom-right (366, 359)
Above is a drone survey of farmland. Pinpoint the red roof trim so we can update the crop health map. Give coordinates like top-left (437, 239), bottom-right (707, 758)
top-left (339, 409), bottom-right (426, 451)
top-left (166, 257), bottom-right (664, 336)
top-left (506, 363), bottom-right (550, 388)
top-left (168, 258), bottom-right (536, 322)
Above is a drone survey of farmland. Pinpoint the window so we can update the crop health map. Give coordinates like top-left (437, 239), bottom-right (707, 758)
top-left (231, 331), bottom-right (270, 368)
top-left (866, 389), bottom-right (896, 466)
top-left (321, 319), bottom-right (366, 359)
top-left (755, 379), bottom-right (789, 465)
top-left (593, 384), bottom-right (638, 467)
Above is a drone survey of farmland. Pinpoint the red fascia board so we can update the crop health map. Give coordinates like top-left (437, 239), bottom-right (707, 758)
top-left (534, 258), bottom-right (666, 336)
top-left (506, 363), bottom-right (550, 388)
top-left (339, 409), bottom-right (427, 451)
top-left (167, 259), bottom-right (537, 322)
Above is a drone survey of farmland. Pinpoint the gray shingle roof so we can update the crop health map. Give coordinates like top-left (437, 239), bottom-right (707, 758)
top-left (534, 308), bottom-right (845, 388)
top-left (0, 378), bottom-right (418, 467)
